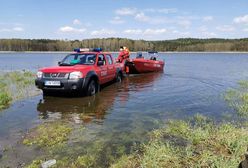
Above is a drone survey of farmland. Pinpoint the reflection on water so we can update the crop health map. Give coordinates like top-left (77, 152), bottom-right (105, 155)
top-left (37, 73), bottom-right (163, 124)
top-left (37, 93), bottom-right (116, 124)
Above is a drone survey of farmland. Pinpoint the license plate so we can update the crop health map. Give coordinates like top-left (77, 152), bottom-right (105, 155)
top-left (45, 81), bottom-right (61, 86)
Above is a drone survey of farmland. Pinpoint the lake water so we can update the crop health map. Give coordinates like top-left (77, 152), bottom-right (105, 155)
top-left (1, 52), bottom-right (248, 167)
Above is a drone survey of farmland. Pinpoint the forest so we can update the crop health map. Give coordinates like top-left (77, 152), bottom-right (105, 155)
top-left (0, 38), bottom-right (248, 52)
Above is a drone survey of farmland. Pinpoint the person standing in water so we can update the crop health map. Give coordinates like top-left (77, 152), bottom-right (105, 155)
top-left (117, 46), bottom-right (130, 63)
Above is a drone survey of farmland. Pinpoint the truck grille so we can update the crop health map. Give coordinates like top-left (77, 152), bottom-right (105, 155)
top-left (43, 73), bottom-right (68, 79)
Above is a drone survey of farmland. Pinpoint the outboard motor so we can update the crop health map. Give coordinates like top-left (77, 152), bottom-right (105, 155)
top-left (136, 52), bottom-right (143, 58)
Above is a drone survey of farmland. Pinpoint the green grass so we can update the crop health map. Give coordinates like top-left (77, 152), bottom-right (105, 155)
top-left (25, 160), bottom-right (43, 168)
top-left (0, 92), bottom-right (12, 110)
top-left (225, 80), bottom-right (248, 117)
top-left (0, 71), bottom-right (35, 110)
top-left (23, 122), bottom-right (72, 147)
top-left (25, 155), bottom-right (95, 168)
top-left (111, 115), bottom-right (248, 168)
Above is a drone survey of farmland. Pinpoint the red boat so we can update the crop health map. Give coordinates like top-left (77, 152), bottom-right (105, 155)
top-left (125, 52), bottom-right (165, 74)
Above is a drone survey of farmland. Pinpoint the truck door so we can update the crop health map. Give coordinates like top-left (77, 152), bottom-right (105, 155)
top-left (105, 54), bottom-right (115, 81)
top-left (96, 54), bottom-right (108, 84)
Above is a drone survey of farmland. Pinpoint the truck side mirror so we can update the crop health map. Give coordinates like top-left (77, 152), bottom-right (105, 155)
top-left (58, 61), bottom-right (61, 66)
top-left (97, 61), bottom-right (104, 66)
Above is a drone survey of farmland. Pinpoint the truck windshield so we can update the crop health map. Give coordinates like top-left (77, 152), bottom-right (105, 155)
top-left (60, 54), bottom-right (96, 66)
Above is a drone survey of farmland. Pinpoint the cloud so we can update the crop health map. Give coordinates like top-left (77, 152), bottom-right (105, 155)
top-left (234, 15), bottom-right (248, 24)
top-left (109, 16), bottom-right (125, 24)
top-left (115, 7), bottom-right (177, 16)
top-left (123, 29), bottom-right (142, 35)
top-left (73, 19), bottom-right (81, 25)
top-left (144, 28), bottom-right (167, 35)
top-left (172, 31), bottom-right (191, 37)
top-left (58, 26), bottom-right (86, 33)
top-left (134, 12), bottom-right (169, 24)
top-left (84, 22), bottom-right (92, 27)
top-left (198, 26), bottom-right (208, 32)
top-left (177, 20), bottom-right (191, 29)
top-left (135, 12), bottom-right (150, 22)
top-left (198, 26), bottom-right (217, 37)
top-left (172, 30), bottom-right (179, 34)
top-left (243, 28), bottom-right (248, 32)
top-left (13, 27), bottom-right (24, 32)
top-left (0, 27), bottom-right (24, 32)
top-left (91, 29), bottom-right (116, 36)
top-left (123, 28), bottom-right (167, 36)
top-left (203, 16), bottom-right (213, 22)
top-left (115, 7), bottom-right (175, 25)
top-left (144, 8), bottom-right (178, 14)
top-left (115, 8), bottom-right (137, 16)
top-left (202, 32), bottom-right (217, 37)
top-left (216, 25), bottom-right (235, 32)
top-left (180, 32), bottom-right (191, 37)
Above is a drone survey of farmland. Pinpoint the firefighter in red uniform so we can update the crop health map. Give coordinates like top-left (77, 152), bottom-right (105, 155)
top-left (117, 46), bottom-right (130, 63)
top-left (117, 46), bottom-right (130, 73)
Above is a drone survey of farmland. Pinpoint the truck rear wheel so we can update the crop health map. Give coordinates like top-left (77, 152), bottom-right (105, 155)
top-left (87, 80), bottom-right (97, 96)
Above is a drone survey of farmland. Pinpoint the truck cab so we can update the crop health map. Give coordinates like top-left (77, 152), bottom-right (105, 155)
top-left (35, 48), bottom-right (123, 96)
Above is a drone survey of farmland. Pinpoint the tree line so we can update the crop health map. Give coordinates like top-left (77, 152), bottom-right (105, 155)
top-left (0, 38), bottom-right (248, 52)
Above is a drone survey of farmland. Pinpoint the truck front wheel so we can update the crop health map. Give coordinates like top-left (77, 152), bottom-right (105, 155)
top-left (43, 90), bottom-right (50, 96)
top-left (116, 72), bottom-right (122, 83)
top-left (87, 80), bottom-right (97, 96)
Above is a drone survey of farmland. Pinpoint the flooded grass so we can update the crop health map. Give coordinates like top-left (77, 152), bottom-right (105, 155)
top-left (25, 160), bottom-right (43, 168)
top-left (225, 80), bottom-right (248, 117)
top-left (0, 75), bottom-right (12, 110)
top-left (23, 115), bottom-right (248, 168)
top-left (25, 155), bottom-right (96, 168)
top-left (0, 71), bottom-right (37, 110)
top-left (111, 83), bottom-right (248, 168)
top-left (23, 121), bottom-right (72, 147)
top-left (0, 91), bottom-right (12, 110)
top-left (23, 129), bottom-right (140, 168)
top-left (24, 80), bottom-right (248, 168)
top-left (111, 115), bottom-right (248, 168)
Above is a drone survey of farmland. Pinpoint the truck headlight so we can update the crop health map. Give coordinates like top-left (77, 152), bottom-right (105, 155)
top-left (36, 71), bottom-right (43, 78)
top-left (69, 71), bottom-right (83, 80)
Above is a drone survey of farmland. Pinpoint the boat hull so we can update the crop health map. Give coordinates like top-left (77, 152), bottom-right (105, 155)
top-left (126, 59), bottom-right (164, 74)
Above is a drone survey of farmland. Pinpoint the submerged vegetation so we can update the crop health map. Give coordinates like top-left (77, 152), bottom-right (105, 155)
top-left (0, 71), bottom-right (37, 110)
top-left (111, 115), bottom-right (248, 168)
top-left (0, 38), bottom-right (248, 51)
top-left (23, 122), bottom-right (72, 147)
top-left (225, 80), bottom-right (248, 117)
top-left (24, 115), bottom-right (248, 168)
top-left (108, 81), bottom-right (248, 168)
top-left (26, 155), bottom-right (95, 168)
top-left (23, 80), bottom-right (248, 168)
top-left (24, 133), bottom-right (136, 168)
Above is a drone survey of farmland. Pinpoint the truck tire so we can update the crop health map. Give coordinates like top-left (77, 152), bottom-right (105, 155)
top-left (87, 79), bottom-right (97, 96)
top-left (116, 72), bottom-right (122, 83)
top-left (43, 90), bottom-right (50, 96)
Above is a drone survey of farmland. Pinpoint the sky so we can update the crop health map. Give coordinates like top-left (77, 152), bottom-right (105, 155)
top-left (0, 0), bottom-right (248, 40)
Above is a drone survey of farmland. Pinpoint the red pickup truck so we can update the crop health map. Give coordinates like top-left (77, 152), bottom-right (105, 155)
top-left (35, 48), bottom-right (124, 96)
